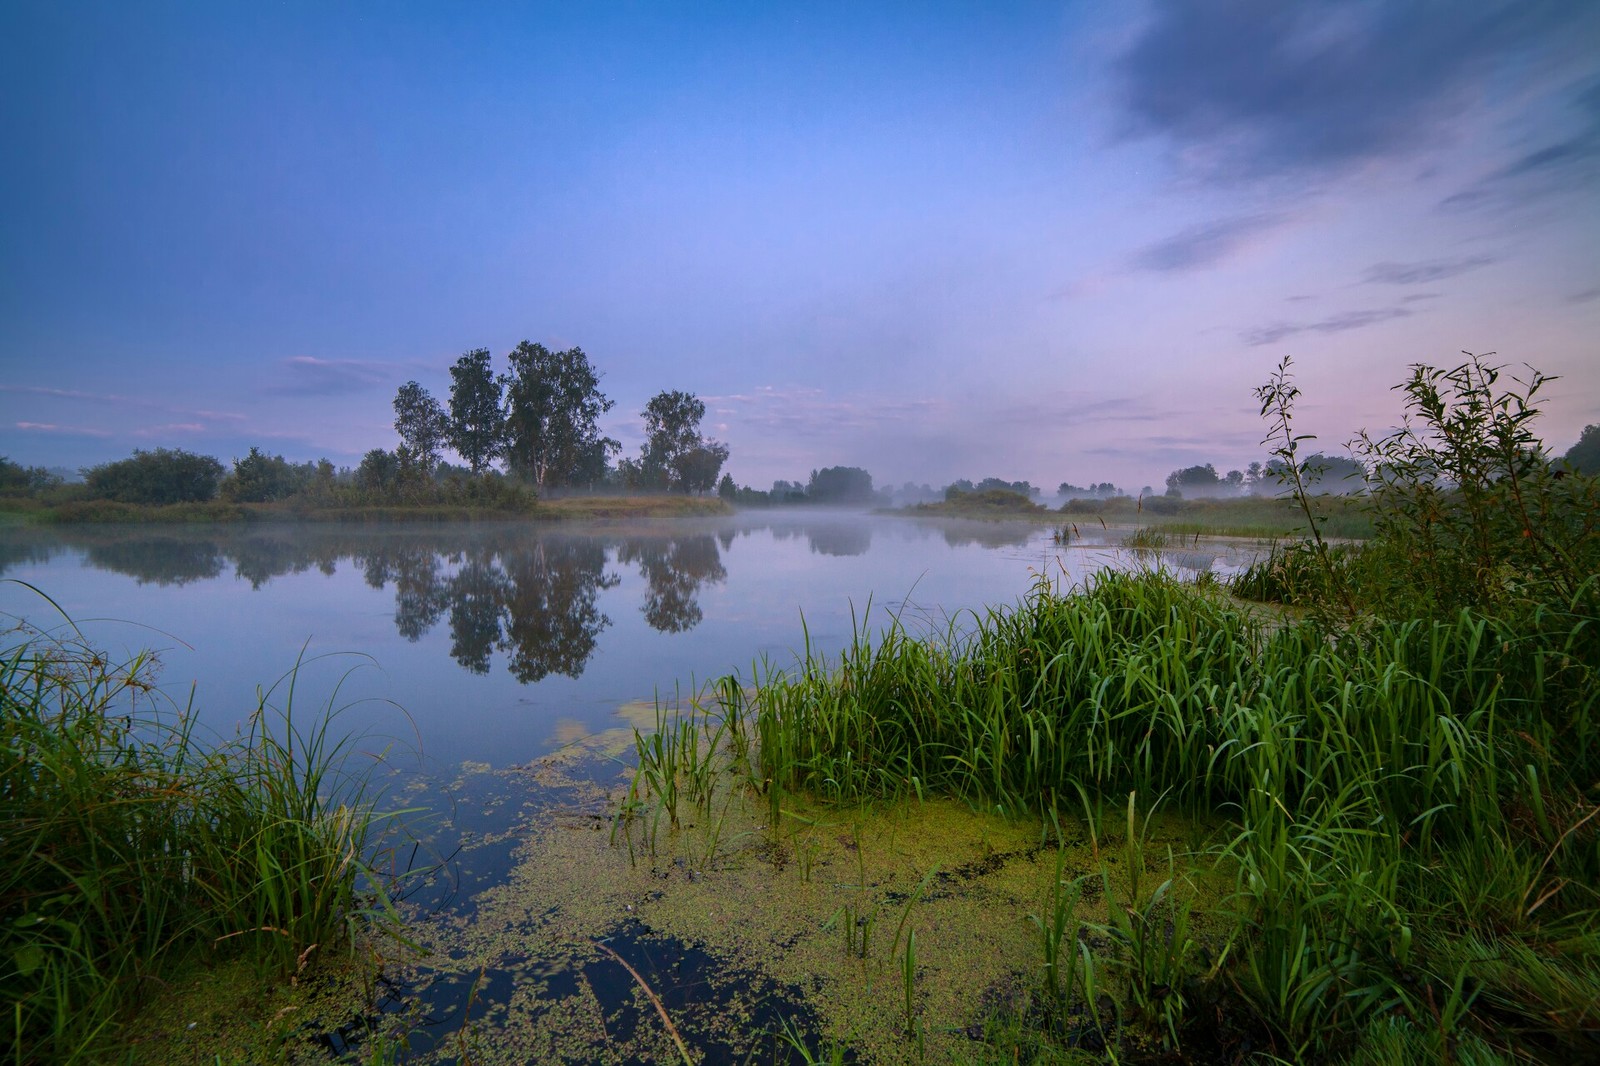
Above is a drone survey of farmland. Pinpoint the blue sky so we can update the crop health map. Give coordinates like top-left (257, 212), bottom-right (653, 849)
top-left (3, 1), bottom-right (1597, 492)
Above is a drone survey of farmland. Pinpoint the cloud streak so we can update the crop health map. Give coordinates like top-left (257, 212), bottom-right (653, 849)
top-left (0, 384), bottom-right (247, 423)
top-left (1441, 78), bottom-right (1600, 212)
top-left (1362, 255), bottom-right (1497, 286)
top-left (13, 421), bottom-right (113, 438)
top-left (1129, 213), bottom-right (1287, 273)
top-left (269, 356), bottom-right (397, 397)
top-left (1115, 1), bottom-right (1595, 185)
top-left (1242, 306), bottom-right (1413, 347)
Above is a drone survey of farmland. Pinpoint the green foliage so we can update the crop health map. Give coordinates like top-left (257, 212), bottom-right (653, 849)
top-left (923, 487), bottom-right (1046, 515)
top-left (392, 380), bottom-right (448, 473)
top-left (83, 448), bottom-right (225, 505)
top-left (806, 466), bottom-right (875, 504)
top-left (637, 391), bottom-right (730, 493)
top-left (0, 607), bottom-right (405, 1062)
top-left (0, 457), bottom-right (64, 497)
top-left (1262, 451), bottom-right (1368, 492)
top-left (446, 348), bottom-right (505, 475)
top-left (221, 446), bottom-right (313, 503)
top-left (1163, 463), bottom-right (1220, 496)
top-left (742, 569), bottom-right (1598, 1060)
top-left (500, 342), bottom-right (618, 490)
top-left (1562, 422), bottom-right (1600, 475)
top-left (1350, 355), bottom-right (1600, 619)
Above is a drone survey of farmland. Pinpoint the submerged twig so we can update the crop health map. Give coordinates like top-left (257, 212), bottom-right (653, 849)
top-left (595, 940), bottom-right (694, 1065)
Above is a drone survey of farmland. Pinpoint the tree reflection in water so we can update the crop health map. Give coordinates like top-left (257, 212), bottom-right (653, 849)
top-left (15, 525), bottom-right (741, 682)
top-left (616, 534), bottom-right (727, 633)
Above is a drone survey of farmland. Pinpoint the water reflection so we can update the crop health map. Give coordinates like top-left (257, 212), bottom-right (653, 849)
top-left (2, 525), bottom-right (743, 682)
top-left (0, 517), bottom-right (1134, 688)
top-left (617, 534), bottom-right (726, 633)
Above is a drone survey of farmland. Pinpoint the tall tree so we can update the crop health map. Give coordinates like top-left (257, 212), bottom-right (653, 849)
top-left (501, 343), bottom-right (618, 490)
top-left (447, 348), bottom-right (504, 474)
top-left (638, 390), bottom-right (729, 493)
top-left (1561, 424), bottom-right (1600, 475)
top-left (393, 381), bottom-right (448, 474)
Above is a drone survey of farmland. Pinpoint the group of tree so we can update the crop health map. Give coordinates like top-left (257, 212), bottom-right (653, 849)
top-left (1157, 453), bottom-right (1370, 499)
top-left (1057, 481), bottom-right (1122, 499)
top-left (0, 456), bottom-right (65, 496)
top-left (386, 343), bottom-right (618, 491)
top-left (384, 345), bottom-right (730, 496)
top-left (616, 391), bottom-right (730, 494)
top-left (945, 477), bottom-right (1041, 501)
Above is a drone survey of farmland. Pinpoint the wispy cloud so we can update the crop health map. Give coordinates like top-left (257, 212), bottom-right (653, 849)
top-left (1115, 2), bottom-right (1596, 186)
top-left (13, 421), bottom-right (113, 438)
top-left (130, 423), bottom-right (206, 437)
top-left (1242, 306), bottom-right (1414, 347)
top-left (1362, 255), bottom-right (1496, 285)
top-left (0, 384), bottom-right (246, 422)
top-left (1441, 78), bottom-right (1600, 212)
top-left (269, 356), bottom-right (397, 396)
top-left (1566, 286), bottom-right (1600, 305)
top-left (1129, 213), bottom-right (1287, 273)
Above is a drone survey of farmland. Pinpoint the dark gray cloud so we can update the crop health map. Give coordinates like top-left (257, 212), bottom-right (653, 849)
top-left (1567, 286), bottom-right (1600, 305)
top-left (270, 356), bottom-right (395, 396)
top-left (1363, 255), bottom-right (1496, 285)
top-left (1441, 79), bottom-right (1600, 212)
top-left (1116, 1), bottom-right (1594, 185)
top-left (1129, 213), bottom-right (1286, 272)
top-left (1242, 306), bottom-right (1413, 347)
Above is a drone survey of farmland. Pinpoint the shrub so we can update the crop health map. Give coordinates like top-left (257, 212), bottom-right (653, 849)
top-left (83, 448), bottom-right (224, 505)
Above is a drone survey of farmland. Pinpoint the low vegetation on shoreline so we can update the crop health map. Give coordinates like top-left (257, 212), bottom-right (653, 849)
top-left (0, 490), bottom-right (732, 526)
top-left (610, 356), bottom-right (1599, 1062)
top-left (0, 600), bottom-right (411, 1063)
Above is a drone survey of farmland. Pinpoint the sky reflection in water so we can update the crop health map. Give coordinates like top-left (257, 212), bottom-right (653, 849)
top-left (0, 515), bottom-right (1255, 771)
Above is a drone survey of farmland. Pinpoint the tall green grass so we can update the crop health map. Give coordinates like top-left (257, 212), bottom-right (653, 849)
top-left (737, 569), bottom-right (1598, 1060)
top-left (1, 595), bottom-right (407, 1062)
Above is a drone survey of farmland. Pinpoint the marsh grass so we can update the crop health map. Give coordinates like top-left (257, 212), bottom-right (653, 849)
top-left (713, 355), bottom-right (1600, 1062)
top-left (1, 591), bottom-right (410, 1063)
top-left (727, 559), bottom-right (1598, 1060)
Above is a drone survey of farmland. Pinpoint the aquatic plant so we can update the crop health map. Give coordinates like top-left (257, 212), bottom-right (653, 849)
top-left (0, 590), bottom-right (408, 1062)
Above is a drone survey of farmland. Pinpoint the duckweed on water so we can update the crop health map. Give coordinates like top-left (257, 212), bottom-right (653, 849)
top-left (400, 728), bottom-right (1228, 1065)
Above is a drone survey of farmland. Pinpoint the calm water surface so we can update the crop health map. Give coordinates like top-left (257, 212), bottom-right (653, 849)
top-left (0, 513), bottom-right (1254, 773)
top-left (1, 513), bottom-right (1259, 1059)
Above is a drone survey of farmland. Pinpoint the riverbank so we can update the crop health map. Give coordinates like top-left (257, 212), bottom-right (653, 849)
top-left (0, 615), bottom-right (409, 1064)
top-left (0, 493), bottom-right (732, 526)
top-left (901, 492), bottom-right (1373, 539)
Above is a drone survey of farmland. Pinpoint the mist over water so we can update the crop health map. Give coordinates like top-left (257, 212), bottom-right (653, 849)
top-left (0, 515), bottom-right (1256, 771)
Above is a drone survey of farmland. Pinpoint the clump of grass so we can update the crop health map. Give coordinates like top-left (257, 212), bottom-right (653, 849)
top-left (1120, 527), bottom-right (1168, 552)
top-left (728, 353), bottom-right (1600, 1062)
top-left (0, 593), bottom-right (408, 1062)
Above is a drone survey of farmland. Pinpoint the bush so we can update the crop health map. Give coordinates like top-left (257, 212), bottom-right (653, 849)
top-left (221, 447), bottom-right (312, 503)
top-left (83, 448), bottom-right (224, 505)
top-left (0, 616), bottom-right (403, 1061)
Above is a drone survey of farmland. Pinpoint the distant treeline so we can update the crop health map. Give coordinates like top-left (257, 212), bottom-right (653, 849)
top-left (4, 363), bottom-right (1596, 511)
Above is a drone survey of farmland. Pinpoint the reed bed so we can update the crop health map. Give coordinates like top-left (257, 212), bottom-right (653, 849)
top-left (1, 603), bottom-right (406, 1063)
top-left (733, 567), bottom-right (1598, 1062)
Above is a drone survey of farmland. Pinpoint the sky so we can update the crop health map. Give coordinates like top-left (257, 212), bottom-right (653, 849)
top-left (2, 0), bottom-right (1597, 493)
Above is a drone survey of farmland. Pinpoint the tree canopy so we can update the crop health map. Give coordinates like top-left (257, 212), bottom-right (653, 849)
top-left (501, 343), bottom-right (618, 490)
top-left (447, 348), bottom-right (504, 474)
top-left (637, 390), bottom-right (729, 493)
top-left (393, 381), bottom-right (449, 473)
top-left (222, 448), bottom-right (310, 503)
top-left (1562, 423), bottom-right (1600, 475)
top-left (83, 449), bottom-right (224, 505)
top-left (807, 466), bottom-right (875, 503)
